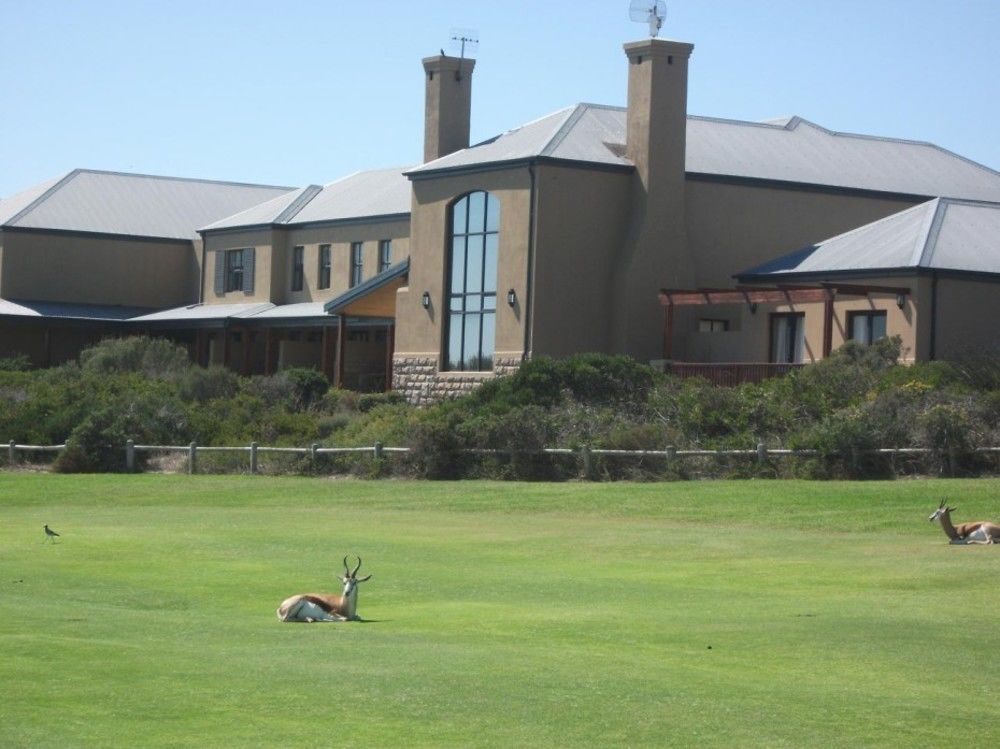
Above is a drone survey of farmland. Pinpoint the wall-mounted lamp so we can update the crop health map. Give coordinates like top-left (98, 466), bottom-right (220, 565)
top-left (507, 288), bottom-right (517, 307)
top-left (895, 292), bottom-right (907, 309)
top-left (421, 291), bottom-right (431, 309)
top-left (749, 302), bottom-right (758, 315)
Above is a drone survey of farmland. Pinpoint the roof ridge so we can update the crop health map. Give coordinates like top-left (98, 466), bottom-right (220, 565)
top-left (917, 199), bottom-right (950, 268)
top-left (71, 167), bottom-right (295, 191)
top-left (540, 105), bottom-right (591, 157)
top-left (4, 170), bottom-right (81, 227)
top-left (274, 184), bottom-right (324, 224)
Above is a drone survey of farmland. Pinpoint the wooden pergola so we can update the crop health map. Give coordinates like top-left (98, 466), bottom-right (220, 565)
top-left (656, 282), bottom-right (910, 360)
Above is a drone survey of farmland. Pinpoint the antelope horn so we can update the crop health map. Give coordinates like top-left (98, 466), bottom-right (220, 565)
top-left (343, 555), bottom-right (351, 575)
top-left (351, 556), bottom-right (363, 577)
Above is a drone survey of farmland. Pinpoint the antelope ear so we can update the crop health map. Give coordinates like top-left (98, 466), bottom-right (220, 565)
top-left (948, 507), bottom-right (957, 513)
top-left (356, 574), bottom-right (372, 582)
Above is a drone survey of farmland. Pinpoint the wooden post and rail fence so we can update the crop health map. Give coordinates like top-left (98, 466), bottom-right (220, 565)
top-left (6, 439), bottom-right (1000, 477)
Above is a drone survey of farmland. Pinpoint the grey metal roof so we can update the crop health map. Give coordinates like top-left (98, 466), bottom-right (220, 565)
top-left (0, 169), bottom-right (294, 240)
top-left (408, 106), bottom-right (1000, 202)
top-left (0, 298), bottom-right (156, 320)
top-left (739, 198), bottom-right (1000, 279)
top-left (201, 166), bottom-right (413, 232)
top-left (324, 258), bottom-right (410, 314)
top-left (129, 302), bottom-right (275, 322)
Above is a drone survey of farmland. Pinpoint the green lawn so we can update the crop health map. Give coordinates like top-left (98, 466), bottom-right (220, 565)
top-left (1, 475), bottom-right (998, 747)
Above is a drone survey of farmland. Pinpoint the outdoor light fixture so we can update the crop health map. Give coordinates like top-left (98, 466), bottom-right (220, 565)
top-left (507, 288), bottom-right (517, 307)
top-left (896, 292), bottom-right (906, 309)
top-left (749, 302), bottom-right (758, 315)
top-left (421, 291), bottom-right (431, 309)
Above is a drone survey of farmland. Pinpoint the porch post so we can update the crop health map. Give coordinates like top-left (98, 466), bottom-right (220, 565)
top-left (42, 326), bottom-right (52, 367)
top-left (384, 324), bottom-right (395, 391)
top-left (663, 303), bottom-right (674, 360)
top-left (264, 329), bottom-right (279, 375)
top-left (195, 330), bottom-right (208, 367)
top-left (822, 288), bottom-right (834, 358)
top-left (241, 327), bottom-right (253, 375)
top-left (222, 327), bottom-right (231, 370)
top-left (321, 325), bottom-right (335, 381)
top-left (334, 316), bottom-right (346, 389)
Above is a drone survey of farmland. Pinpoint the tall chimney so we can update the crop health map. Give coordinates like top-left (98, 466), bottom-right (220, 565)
top-left (422, 55), bottom-right (475, 163)
top-left (623, 38), bottom-right (693, 200)
top-left (611, 38), bottom-right (696, 361)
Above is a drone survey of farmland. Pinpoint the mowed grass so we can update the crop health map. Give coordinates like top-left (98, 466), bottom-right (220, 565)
top-left (1, 475), bottom-right (999, 747)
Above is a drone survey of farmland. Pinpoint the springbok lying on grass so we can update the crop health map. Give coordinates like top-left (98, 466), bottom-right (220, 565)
top-left (928, 502), bottom-right (1000, 545)
top-left (277, 556), bottom-right (372, 622)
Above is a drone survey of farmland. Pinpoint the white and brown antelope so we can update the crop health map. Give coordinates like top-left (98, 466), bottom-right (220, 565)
top-left (277, 556), bottom-right (372, 622)
top-left (928, 501), bottom-right (1000, 545)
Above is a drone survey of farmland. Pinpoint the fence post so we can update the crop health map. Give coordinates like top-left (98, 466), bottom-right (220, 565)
top-left (665, 445), bottom-right (677, 464)
top-left (125, 439), bottom-right (135, 472)
top-left (250, 442), bottom-right (258, 474)
top-left (756, 442), bottom-right (767, 464)
top-left (188, 442), bottom-right (197, 475)
top-left (8, 440), bottom-right (15, 467)
top-left (310, 443), bottom-right (318, 471)
top-left (580, 444), bottom-right (592, 480)
top-left (374, 441), bottom-right (384, 461)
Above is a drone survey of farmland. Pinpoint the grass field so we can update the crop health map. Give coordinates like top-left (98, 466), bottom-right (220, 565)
top-left (1, 474), bottom-right (999, 747)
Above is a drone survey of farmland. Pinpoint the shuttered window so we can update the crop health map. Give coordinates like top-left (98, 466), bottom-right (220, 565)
top-left (214, 248), bottom-right (255, 295)
top-left (318, 245), bottom-right (331, 289)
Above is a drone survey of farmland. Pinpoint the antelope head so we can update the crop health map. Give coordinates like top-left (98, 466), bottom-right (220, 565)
top-left (339, 555), bottom-right (372, 599)
top-left (928, 501), bottom-right (956, 523)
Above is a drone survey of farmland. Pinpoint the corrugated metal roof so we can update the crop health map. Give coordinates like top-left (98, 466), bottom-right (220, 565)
top-left (129, 302), bottom-right (275, 322)
top-left (408, 105), bottom-right (1000, 202)
top-left (1, 169), bottom-right (295, 240)
top-left (739, 198), bottom-right (1000, 278)
top-left (201, 166), bottom-right (412, 233)
top-left (0, 298), bottom-right (155, 320)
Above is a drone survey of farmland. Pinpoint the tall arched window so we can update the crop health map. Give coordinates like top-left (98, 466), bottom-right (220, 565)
top-left (445, 191), bottom-right (499, 371)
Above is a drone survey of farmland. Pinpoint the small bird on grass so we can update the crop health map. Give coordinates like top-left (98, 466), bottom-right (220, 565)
top-left (44, 525), bottom-right (60, 543)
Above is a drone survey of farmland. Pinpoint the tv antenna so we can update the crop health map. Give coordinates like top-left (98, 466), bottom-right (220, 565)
top-left (629, 0), bottom-right (667, 38)
top-left (449, 28), bottom-right (479, 79)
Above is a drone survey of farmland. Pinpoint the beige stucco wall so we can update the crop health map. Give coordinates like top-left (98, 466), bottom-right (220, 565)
top-left (933, 275), bottom-right (1000, 359)
top-left (530, 164), bottom-right (633, 357)
top-left (685, 180), bottom-right (918, 288)
top-left (202, 220), bottom-right (410, 306)
top-left (282, 219), bottom-right (410, 305)
top-left (395, 167), bottom-right (531, 362)
top-left (203, 228), bottom-right (275, 304)
top-left (0, 230), bottom-right (197, 308)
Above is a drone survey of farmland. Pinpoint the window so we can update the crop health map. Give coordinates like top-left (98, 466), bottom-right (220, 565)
top-left (378, 239), bottom-right (392, 273)
top-left (318, 245), bottom-right (331, 289)
top-left (291, 246), bottom-right (304, 292)
top-left (699, 319), bottom-right (729, 333)
top-left (770, 313), bottom-right (804, 363)
top-left (445, 191), bottom-right (499, 371)
top-left (214, 248), bottom-right (253, 295)
top-left (847, 311), bottom-right (887, 344)
top-left (224, 249), bottom-right (247, 292)
top-left (350, 242), bottom-right (364, 287)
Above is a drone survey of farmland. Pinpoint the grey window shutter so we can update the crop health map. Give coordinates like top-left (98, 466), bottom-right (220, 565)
top-left (214, 251), bottom-right (225, 295)
top-left (243, 248), bottom-right (255, 293)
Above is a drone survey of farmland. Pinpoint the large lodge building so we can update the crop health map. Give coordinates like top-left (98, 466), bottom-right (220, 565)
top-left (2, 36), bottom-right (999, 402)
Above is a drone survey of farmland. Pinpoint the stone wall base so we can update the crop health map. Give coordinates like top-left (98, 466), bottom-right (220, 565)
top-left (393, 353), bottom-right (523, 405)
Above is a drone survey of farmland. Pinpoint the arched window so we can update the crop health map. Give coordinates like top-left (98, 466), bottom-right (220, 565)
top-left (445, 191), bottom-right (499, 371)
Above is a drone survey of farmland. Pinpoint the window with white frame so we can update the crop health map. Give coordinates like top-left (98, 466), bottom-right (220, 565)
top-left (770, 313), bottom-right (804, 363)
top-left (847, 310), bottom-right (887, 344)
top-left (378, 239), bottom-right (392, 273)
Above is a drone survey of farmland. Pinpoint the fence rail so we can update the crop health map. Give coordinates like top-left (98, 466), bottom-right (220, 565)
top-left (6, 438), bottom-right (1000, 477)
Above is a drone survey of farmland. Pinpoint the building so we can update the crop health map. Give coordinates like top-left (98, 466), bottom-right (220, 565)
top-left (1, 37), bottom-right (998, 401)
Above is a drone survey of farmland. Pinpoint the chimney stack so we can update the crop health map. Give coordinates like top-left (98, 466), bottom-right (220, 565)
top-left (422, 55), bottom-right (475, 163)
top-left (623, 38), bottom-right (693, 196)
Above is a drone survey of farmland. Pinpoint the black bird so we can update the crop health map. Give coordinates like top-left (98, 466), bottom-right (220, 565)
top-left (44, 524), bottom-right (60, 543)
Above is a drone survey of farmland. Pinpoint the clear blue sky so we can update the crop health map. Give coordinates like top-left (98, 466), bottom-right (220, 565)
top-left (2, 0), bottom-right (998, 198)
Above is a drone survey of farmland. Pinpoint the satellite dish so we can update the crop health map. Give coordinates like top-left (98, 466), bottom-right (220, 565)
top-left (629, 0), bottom-right (667, 38)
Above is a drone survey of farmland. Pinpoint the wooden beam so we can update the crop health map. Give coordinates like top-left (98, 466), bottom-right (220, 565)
top-left (334, 317), bottom-right (346, 389)
top-left (663, 304), bottom-right (674, 359)
top-left (822, 288), bottom-right (834, 358)
top-left (321, 325), bottom-right (334, 381)
top-left (264, 329), bottom-right (279, 375)
top-left (660, 288), bottom-right (829, 306)
top-left (384, 324), bottom-right (395, 392)
top-left (241, 327), bottom-right (253, 375)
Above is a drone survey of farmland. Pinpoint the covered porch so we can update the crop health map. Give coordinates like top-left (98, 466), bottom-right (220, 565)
top-left (655, 282), bottom-right (911, 384)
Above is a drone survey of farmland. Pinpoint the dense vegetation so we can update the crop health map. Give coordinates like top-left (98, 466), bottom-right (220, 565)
top-left (1, 336), bottom-right (999, 478)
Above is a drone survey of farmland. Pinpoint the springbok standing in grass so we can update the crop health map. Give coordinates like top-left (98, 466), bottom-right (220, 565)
top-left (277, 556), bottom-right (372, 622)
top-left (928, 502), bottom-right (1000, 544)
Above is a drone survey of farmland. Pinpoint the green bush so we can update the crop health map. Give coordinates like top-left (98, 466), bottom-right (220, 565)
top-left (0, 354), bottom-right (31, 372)
top-left (79, 337), bottom-right (190, 378)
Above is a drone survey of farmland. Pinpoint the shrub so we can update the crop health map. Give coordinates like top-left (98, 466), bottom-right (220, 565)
top-left (358, 391), bottom-right (406, 412)
top-left (0, 354), bottom-right (31, 371)
top-left (176, 366), bottom-right (239, 403)
top-left (79, 337), bottom-right (190, 377)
